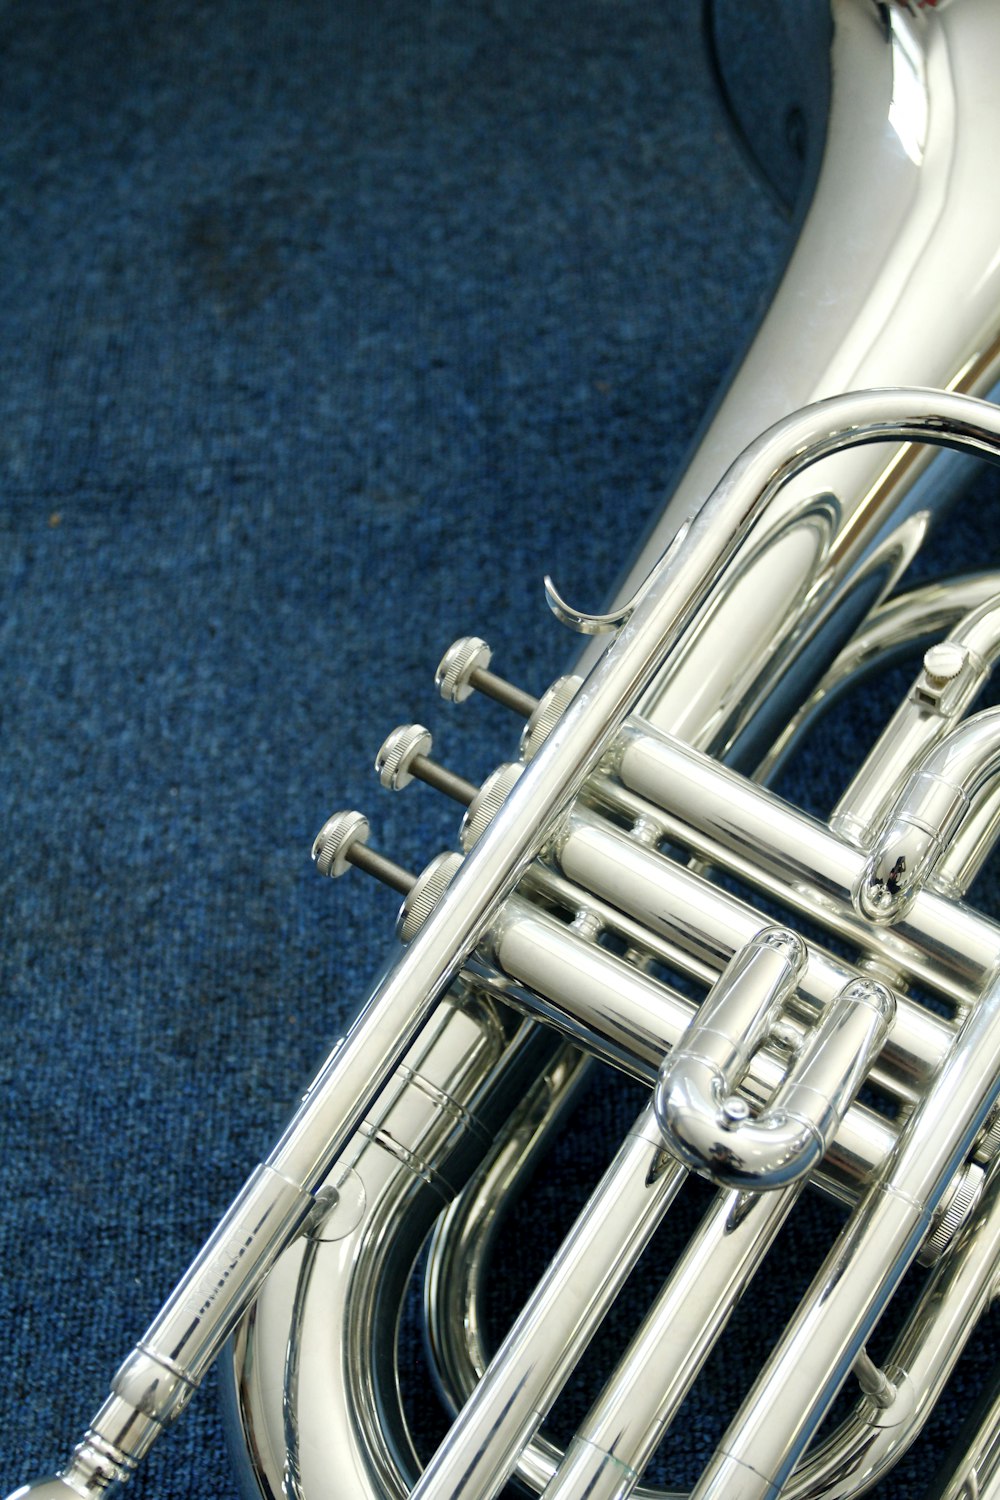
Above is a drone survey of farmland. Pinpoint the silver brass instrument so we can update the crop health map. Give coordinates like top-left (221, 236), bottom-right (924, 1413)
top-left (11, 1), bottom-right (1000, 1497)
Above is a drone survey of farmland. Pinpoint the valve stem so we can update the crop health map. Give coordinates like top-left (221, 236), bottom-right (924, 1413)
top-left (347, 844), bottom-right (414, 895)
top-left (376, 724), bottom-right (477, 805)
top-left (436, 636), bottom-right (538, 716)
top-left (311, 811), bottom-right (470, 944)
top-left (312, 811), bottom-right (415, 894)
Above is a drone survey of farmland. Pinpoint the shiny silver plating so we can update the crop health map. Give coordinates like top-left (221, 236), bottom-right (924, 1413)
top-left (211, 389), bottom-right (1000, 1500)
top-left (859, 708), bottom-right (1000, 923)
top-left (580, 0), bottom-right (1000, 768)
top-left (829, 591), bottom-right (1000, 851)
top-left (689, 963), bottom-right (1000, 1500)
top-left (14, 3), bottom-right (1000, 1500)
top-left (24, 391), bottom-right (1000, 1500)
top-left (654, 930), bottom-right (894, 1190)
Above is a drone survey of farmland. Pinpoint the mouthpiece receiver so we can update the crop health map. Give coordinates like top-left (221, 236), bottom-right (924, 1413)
top-left (6, 1377), bottom-right (177, 1499)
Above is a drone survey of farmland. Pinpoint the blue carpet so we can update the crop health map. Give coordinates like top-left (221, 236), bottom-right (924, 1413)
top-left (1, 3), bottom-right (997, 1498)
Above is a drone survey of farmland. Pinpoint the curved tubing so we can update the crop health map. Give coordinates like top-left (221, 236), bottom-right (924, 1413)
top-left (610, 717), bottom-right (1000, 1009)
top-left (15, 0), bottom-right (1000, 1496)
top-left (421, 1090), bottom-right (1000, 1500)
top-left (580, 0), bottom-right (1000, 764)
top-left (782, 1159), bottom-right (1000, 1500)
top-left (653, 929), bottom-right (806, 1184)
top-left (654, 981), bottom-right (893, 1191)
top-left (224, 1006), bottom-right (570, 1500)
top-left (688, 961), bottom-right (1000, 1500)
top-left (755, 573), bottom-right (1000, 786)
top-left (859, 706), bottom-right (1000, 922)
top-left (656, 1055), bottom-right (826, 1189)
top-left (653, 930), bottom-right (893, 1191)
top-left (218, 380), bottom-right (1000, 1439)
top-left (26, 378), bottom-right (1000, 1500)
top-left (833, 590), bottom-right (1000, 849)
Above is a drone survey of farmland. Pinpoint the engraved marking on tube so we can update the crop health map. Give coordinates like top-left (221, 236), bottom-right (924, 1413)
top-left (181, 1208), bottom-right (274, 1319)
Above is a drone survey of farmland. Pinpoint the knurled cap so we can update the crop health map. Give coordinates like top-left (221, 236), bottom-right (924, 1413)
top-left (460, 762), bottom-right (523, 851)
top-left (520, 675), bottom-right (582, 760)
top-left (375, 724), bottom-right (432, 789)
top-left (918, 1164), bottom-right (983, 1266)
top-left (974, 1106), bottom-right (1000, 1165)
top-left (436, 636), bottom-right (492, 703)
top-left (397, 851), bottom-right (463, 942)
top-left (922, 640), bottom-right (967, 687)
top-left (312, 811), bottom-right (369, 878)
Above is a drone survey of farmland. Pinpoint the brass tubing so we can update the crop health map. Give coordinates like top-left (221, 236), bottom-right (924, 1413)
top-left (612, 719), bottom-right (1000, 1003)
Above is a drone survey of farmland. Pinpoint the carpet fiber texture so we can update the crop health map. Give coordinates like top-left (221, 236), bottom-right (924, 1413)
top-left (2, 3), bottom-right (998, 1497)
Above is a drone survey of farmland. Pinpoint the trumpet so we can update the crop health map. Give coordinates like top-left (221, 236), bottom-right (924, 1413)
top-left (7, 2), bottom-right (1000, 1498)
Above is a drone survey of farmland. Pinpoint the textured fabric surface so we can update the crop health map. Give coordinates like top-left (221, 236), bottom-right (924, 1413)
top-left (2, 3), bottom-right (998, 1498)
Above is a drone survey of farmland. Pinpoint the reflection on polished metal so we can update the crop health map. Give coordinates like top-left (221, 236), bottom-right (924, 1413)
top-left (17, 403), bottom-right (1000, 1500)
top-left (755, 572), bottom-right (1000, 788)
top-left (858, 708), bottom-right (1000, 924)
top-left (578, 0), bottom-right (1000, 767)
top-left (407, 1104), bottom-right (686, 1500)
top-left (830, 592), bottom-right (1000, 855)
top-left (691, 966), bottom-right (1000, 1500)
top-left (376, 723), bottom-right (478, 805)
top-left (653, 929), bottom-right (894, 1190)
top-left (13, 3), bottom-right (1000, 1500)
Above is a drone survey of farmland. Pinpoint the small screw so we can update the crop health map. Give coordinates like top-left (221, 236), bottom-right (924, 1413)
top-left (923, 641), bottom-right (966, 687)
top-left (720, 1097), bottom-right (751, 1130)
